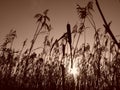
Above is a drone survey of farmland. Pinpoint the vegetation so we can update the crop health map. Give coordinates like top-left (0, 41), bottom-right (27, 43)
top-left (0, 0), bottom-right (120, 90)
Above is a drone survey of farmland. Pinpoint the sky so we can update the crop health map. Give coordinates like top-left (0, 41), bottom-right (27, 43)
top-left (0, 0), bottom-right (120, 51)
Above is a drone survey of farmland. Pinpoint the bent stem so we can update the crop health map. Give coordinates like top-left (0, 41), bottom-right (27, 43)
top-left (95, 0), bottom-right (120, 49)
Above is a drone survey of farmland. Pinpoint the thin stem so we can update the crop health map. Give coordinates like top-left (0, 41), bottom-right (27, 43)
top-left (73, 32), bottom-right (81, 58)
top-left (73, 19), bottom-right (85, 59)
top-left (86, 15), bottom-right (96, 32)
top-left (28, 22), bottom-right (43, 56)
top-left (33, 21), bottom-right (41, 41)
top-left (95, 0), bottom-right (120, 49)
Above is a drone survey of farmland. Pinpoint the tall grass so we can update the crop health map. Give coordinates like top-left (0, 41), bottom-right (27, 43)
top-left (0, 1), bottom-right (120, 90)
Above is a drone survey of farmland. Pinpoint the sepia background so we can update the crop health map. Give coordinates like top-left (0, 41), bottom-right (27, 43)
top-left (0, 0), bottom-right (120, 51)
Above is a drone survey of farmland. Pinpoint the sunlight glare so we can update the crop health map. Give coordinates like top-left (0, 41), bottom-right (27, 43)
top-left (70, 67), bottom-right (78, 76)
top-left (68, 64), bottom-right (79, 78)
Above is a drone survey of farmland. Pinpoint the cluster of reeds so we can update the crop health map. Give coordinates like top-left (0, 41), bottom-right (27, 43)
top-left (0, 0), bottom-right (120, 90)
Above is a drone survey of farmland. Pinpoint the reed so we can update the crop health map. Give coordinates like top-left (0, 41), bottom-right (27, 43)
top-left (0, 1), bottom-right (120, 90)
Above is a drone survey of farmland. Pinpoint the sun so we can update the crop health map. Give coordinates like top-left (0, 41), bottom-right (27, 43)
top-left (70, 67), bottom-right (77, 75)
top-left (68, 65), bottom-right (79, 78)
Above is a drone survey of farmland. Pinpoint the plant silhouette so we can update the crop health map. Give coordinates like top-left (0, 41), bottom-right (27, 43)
top-left (0, 1), bottom-right (120, 90)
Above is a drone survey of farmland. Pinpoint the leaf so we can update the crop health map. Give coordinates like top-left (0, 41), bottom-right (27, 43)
top-left (48, 25), bottom-right (52, 32)
top-left (43, 9), bottom-right (49, 16)
top-left (72, 24), bottom-right (78, 33)
top-left (44, 23), bottom-right (49, 29)
top-left (105, 38), bottom-right (108, 46)
top-left (23, 39), bottom-right (27, 47)
top-left (34, 13), bottom-right (42, 18)
top-left (51, 37), bottom-right (54, 43)
top-left (24, 49), bottom-right (28, 54)
top-left (37, 16), bottom-right (43, 22)
top-left (77, 5), bottom-right (87, 19)
top-left (110, 41), bottom-right (115, 53)
top-left (87, 1), bottom-right (94, 11)
top-left (30, 52), bottom-right (37, 59)
top-left (50, 39), bottom-right (58, 53)
top-left (76, 4), bottom-right (82, 10)
top-left (44, 35), bottom-right (48, 43)
top-left (85, 43), bottom-right (90, 51)
top-left (44, 24), bottom-right (52, 32)
top-left (4, 29), bottom-right (17, 45)
top-left (44, 15), bottom-right (50, 21)
top-left (108, 21), bottom-right (112, 27)
top-left (11, 30), bottom-right (17, 38)
top-left (46, 40), bottom-right (50, 46)
top-left (94, 28), bottom-right (101, 39)
top-left (55, 40), bottom-right (59, 47)
top-left (78, 23), bottom-right (85, 34)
